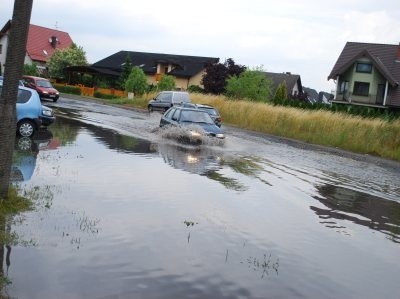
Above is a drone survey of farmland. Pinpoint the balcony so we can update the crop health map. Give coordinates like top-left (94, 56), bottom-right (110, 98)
top-left (331, 92), bottom-right (387, 108)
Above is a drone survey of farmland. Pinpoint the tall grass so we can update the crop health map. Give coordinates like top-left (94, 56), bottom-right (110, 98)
top-left (70, 90), bottom-right (400, 161)
top-left (190, 93), bottom-right (400, 161)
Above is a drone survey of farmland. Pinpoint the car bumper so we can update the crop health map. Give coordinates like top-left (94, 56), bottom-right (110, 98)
top-left (39, 93), bottom-right (59, 100)
top-left (40, 115), bottom-right (55, 126)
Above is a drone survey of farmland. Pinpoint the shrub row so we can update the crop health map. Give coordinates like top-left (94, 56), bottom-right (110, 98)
top-left (53, 84), bottom-right (81, 95)
top-left (93, 91), bottom-right (117, 100)
top-left (269, 97), bottom-right (399, 120)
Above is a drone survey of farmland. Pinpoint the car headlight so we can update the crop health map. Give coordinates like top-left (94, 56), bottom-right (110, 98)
top-left (42, 108), bottom-right (53, 116)
top-left (42, 91), bottom-right (48, 94)
top-left (216, 133), bottom-right (225, 139)
top-left (190, 131), bottom-right (201, 137)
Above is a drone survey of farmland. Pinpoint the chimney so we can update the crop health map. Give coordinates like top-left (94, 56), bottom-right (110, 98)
top-left (49, 36), bottom-right (58, 49)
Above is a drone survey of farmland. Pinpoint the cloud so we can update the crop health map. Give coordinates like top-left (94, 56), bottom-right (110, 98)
top-left (1, 0), bottom-right (399, 92)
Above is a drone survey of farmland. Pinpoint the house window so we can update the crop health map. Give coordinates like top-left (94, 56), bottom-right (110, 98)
top-left (353, 81), bottom-right (370, 96)
top-left (339, 81), bottom-right (349, 94)
top-left (0, 44), bottom-right (2, 54)
top-left (356, 62), bottom-right (372, 73)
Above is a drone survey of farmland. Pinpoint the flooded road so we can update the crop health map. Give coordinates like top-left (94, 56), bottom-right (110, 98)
top-left (5, 96), bottom-right (400, 298)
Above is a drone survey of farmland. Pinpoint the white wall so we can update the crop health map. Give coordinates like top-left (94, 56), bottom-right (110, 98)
top-left (0, 34), bottom-right (9, 75)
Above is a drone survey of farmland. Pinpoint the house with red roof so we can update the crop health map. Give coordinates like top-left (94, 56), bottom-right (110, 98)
top-left (0, 20), bottom-right (73, 76)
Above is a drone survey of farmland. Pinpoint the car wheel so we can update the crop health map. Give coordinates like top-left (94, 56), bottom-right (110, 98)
top-left (148, 105), bottom-right (153, 112)
top-left (16, 137), bottom-right (33, 151)
top-left (53, 97), bottom-right (59, 102)
top-left (17, 120), bottom-right (35, 137)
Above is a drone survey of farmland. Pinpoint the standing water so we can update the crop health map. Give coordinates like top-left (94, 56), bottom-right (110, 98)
top-left (4, 115), bottom-right (400, 299)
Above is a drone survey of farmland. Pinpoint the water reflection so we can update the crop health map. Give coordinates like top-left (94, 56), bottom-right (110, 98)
top-left (11, 131), bottom-right (55, 182)
top-left (312, 184), bottom-right (400, 243)
top-left (156, 143), bottom-right (273, 191)
top-left (53, 116), bottom-right (156, 155)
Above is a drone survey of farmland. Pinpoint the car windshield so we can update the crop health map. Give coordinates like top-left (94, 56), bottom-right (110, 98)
top-left (36, 80), bottom-right (52, 88)
top-left (180, 110), bottom-right (214, 124)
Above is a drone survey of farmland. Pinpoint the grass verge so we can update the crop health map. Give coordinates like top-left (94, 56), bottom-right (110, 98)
top-left (66, 92), bottom-right (400, 161)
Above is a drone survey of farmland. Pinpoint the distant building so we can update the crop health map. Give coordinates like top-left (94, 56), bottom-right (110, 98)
top-left (66, 51), bottom-right (219, 90)
top-left (0, 20), bottom-right (73, 75)
top-left (328, 41), bottom-right (400, 108)
top-left (263, 71), bottom-right (303, 97)
top-left (303, 87), bottom-right (319, 103)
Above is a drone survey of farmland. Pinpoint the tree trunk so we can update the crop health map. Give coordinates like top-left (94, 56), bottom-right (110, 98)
top-left (0, 0), bottom-right (33, 199)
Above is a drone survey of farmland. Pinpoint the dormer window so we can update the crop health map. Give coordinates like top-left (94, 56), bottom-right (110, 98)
top-left (356, 62), bottom-right (372, 73)
top-left (49, 36), bottom-right (59, 49)
top-left (43, 49), bottom-right (48, 56)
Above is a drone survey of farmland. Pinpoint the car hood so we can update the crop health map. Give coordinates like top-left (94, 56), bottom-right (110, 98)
top-left (181, 122), bottom-right (222, 134)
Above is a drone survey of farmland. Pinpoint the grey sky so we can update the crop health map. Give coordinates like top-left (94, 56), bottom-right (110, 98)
top-left (1, 0), bottom-right (400, 92)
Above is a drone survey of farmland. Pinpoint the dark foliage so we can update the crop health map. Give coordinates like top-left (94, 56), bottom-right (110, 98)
top-left (202, 58), bottom-right (246, 94)
top-left (94, 91), bottom-right (119, 100)
top-left (116, 55), bottom-right (132, 90)
top-left (54, 84), bottom-right (81, 95)
top-left (269, 94), bottom-right (400, 120)
top-left (188, 85), bottom-right (204, 93)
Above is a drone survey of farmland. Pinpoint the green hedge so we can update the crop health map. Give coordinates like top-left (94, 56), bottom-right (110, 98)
top-left (53, 84), bottom-right (81, 95)
top-left (94, 91), bottom-right (116, 100)
top-left (269, 97), bottom-right (400, 120)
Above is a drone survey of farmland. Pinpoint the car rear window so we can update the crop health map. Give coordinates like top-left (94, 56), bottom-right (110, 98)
top-left (0, 87), bottom-right (31, 103)
top-left (17, 89), bottom-right (32, 103)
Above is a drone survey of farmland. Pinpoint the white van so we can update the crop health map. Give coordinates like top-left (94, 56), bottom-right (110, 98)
top-left (147, 91), bottom-right (190, 112)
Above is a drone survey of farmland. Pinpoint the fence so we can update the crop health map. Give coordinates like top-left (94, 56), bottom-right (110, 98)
top-left (56, 84), bottom-right (127, 98)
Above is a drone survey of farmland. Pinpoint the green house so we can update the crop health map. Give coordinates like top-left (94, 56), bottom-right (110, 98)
top-left (328, 42), bottom-right (400, 108)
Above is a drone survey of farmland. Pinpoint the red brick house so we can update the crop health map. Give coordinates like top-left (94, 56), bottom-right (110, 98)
top-left (0, 20), bottom-right (73, 75)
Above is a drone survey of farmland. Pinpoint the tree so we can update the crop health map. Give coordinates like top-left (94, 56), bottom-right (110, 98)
top-left (202, 58), bottom-right (246, 94)
top-left (23, 62), bottom-right (39, 76)
top-left (226, 70), bottom-right (273, 102)
top-left (124, 66), bottom-right (148, 96)
top-left (116, 55), bottom-right (132, 90)
top-left (274, 80), bottom-right (288, 102)
top-left (47, 43), bottom-right (88, 80)
top-left (0, 0), bottom-right (33, 198)
top-left (157, 74), bottom-right (175, 91)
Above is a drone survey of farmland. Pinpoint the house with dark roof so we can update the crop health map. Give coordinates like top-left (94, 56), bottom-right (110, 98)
top-left (0, 20), bottom-right (73, 75)
top-left (303, 87), bottom-right (319, 103)
top-left (328, 42), bottom-right (400, 108)
top-left (263, 71), bottom-right (303, 98)
top-left (67, 50), bottom-right (219, 90)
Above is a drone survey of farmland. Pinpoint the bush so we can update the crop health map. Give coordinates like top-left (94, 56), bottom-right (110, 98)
top-left (53, 84), bottom-right (81, 95)
top-left (188, 85), bottom-right (204, 93)
top-left (157, 74), bottom-right (175, 91)
top-left (94, 91), bottom-right (117, 99)
top-left (226, 70), bottom-right (273, 102)
top-left (23, 63), bottom-right (39, 76)
top-left (125, 66), bottom-right (148, 96)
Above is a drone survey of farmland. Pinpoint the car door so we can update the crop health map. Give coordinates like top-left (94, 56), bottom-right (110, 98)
top-left (152, 92), bottom-right (170, 110)
top-left (160, 108), bottom-right (180, 127)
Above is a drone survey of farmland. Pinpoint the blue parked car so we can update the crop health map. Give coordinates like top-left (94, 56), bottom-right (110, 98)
top-left (0, 82), bottom-right (55, 137)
